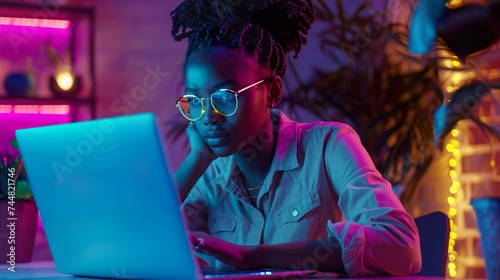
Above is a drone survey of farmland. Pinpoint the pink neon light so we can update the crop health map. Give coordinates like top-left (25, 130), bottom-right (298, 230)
top-left (0, 105), bottom-right (13, 113)
top-left (0, 105), bottom-right (70, 115)
top-left (13, 105), bottom-right (38, 114)
top-left (39, 105), bottom-right (70, 115)
top-left (0, 17), bottom-right (70, 29)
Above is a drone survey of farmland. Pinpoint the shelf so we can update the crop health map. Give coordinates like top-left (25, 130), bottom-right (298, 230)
top-left (455, 228), bottom-right (480, 239)
top-left (0, 3), bottom-right (96, 121)
top-left (456, 255), bottom-right (485, 268)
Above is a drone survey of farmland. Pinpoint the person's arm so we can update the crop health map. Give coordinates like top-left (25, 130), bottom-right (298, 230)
top-left (174, 122), bottom-right (217, 201)
top-left (191, 232), bottom-right (346, 273)
top-left (175, 150), bottom-right (214, 201)
top-left (324, 125), bottom-right (422, 277)
top-left (251, 238), bottom-right (346, 273)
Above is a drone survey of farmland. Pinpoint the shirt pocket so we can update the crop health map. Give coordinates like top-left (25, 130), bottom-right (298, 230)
top-left (207, 212), bottom-right (238, 243)
top-left (275, 189), bottom-right (322, 227)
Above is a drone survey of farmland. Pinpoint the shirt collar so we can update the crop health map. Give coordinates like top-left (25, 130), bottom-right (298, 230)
top-left (216, 109), bottom-right (300, 190)
top-left (271, 109), bottom-right (299, 171)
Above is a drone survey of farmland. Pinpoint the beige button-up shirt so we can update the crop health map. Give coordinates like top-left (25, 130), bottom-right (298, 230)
top-left (181, 110), bottom-right (421, 276)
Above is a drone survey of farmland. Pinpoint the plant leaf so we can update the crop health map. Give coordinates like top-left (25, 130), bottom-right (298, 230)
top-left (437, 82), bottom-right (492, 144)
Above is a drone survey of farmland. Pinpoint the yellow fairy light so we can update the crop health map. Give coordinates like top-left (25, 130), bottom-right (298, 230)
top-left (447, 86), bottom-right (455, 93)
top-left (446, 0), bottom-right (463, 9)
top-left (451, 73), bottom-right (462, 84)
top-left (491, 160), bottom-right (496, 168)
top-left (450, 231), bottom-right (458, 240)
top-left (449, 208), bottom-right (457, 216)
top-left (446, 116), bottom-right (461, 278)
top-left (452, 60), bottom-right (461, 67)
top-left (446, 144), bottom-right (455, 152)
top-left (445, 60), bottom-right (453, 68)
top-left (448, 196), bottom-right (456, 205)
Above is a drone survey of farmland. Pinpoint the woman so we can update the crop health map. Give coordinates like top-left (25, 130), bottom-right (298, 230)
top-left (172, 0), bottom-right (422, 277)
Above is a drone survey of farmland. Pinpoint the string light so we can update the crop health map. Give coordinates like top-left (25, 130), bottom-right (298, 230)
top-left (444, 55), bottom-right (463, 279)
top-left (447, 126), bottom-right (462, 279)
top-left (451, 73), bottom-right (462, 84)
top-left (446, 0), bottom-right (463, 8)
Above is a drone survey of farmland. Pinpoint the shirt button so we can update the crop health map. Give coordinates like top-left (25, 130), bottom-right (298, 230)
top-left (292, 209), bottom-right (298, 217)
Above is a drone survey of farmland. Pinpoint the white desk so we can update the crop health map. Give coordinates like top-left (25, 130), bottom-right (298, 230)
top-left (0, 261), bottom-right (83, 279)
top-left (0, 261), bottom-right (446, 279)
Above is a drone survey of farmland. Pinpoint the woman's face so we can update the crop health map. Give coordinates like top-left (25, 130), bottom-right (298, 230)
top-left (184, 47), bottom-right (272, 157)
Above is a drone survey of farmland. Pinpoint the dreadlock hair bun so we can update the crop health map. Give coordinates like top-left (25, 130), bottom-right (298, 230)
top-left (170, 0), bottom-right (315, 77)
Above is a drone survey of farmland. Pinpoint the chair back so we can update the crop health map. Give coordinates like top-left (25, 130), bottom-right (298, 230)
top-left (414, 211), bottom-right (450, 276)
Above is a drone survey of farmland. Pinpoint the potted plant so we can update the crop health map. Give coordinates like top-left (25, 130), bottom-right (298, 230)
top-left (280, 0), bottom-right (500, 206)
top-left (0, 139), bottom-right (38, 265)
top-left (408, 0), bottom-right (500, 278)
top-left (164, 0), bottom-right (500, 208)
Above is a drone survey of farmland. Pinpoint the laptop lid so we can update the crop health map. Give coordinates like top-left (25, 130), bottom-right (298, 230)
top-left (16, 113), bottom-right (202, 280)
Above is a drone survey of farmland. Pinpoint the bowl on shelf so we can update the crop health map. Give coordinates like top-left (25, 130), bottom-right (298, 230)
top-left (3, 72), bottom-right (33, 98)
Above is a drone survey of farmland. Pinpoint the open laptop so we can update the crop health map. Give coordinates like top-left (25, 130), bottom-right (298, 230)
top-left (15, 113), bottom-right (319, 280)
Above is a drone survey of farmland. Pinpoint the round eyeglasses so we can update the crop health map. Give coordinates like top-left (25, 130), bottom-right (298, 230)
top-left (176, 79), bottom-right (266, 121)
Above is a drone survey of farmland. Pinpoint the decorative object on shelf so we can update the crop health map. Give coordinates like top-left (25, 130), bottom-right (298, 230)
top-left (49, 74), bottom-right (82, 99)
top-left (3, 72), bottom-right (32, 98)
top-left (44, 43), bottom-right (82, 99)
top-left (0, 139), bottom-right (37, 264)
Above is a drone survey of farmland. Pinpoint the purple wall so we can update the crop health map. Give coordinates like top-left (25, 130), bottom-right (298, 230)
top-left (1, 0), bottom-right (388, 168)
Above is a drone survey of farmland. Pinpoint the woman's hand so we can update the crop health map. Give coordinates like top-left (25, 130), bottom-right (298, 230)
top-left (174, 122), bottom-right (217, 201)
top-left (196, 256), bottom-right (209, 267)
top-left (186, 122), bottom-right (217, 162)
top-left (190, 231), bottom-right (257, 270)
top-left (190, 232), bottom-right (346, 274)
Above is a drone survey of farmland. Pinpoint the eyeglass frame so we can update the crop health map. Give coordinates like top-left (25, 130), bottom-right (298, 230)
top-left (175, 78), bottom-right (270, 121)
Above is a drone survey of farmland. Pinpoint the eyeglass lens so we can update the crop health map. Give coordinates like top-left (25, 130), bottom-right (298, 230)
top-left (178, 91), bottom-right (237, 120)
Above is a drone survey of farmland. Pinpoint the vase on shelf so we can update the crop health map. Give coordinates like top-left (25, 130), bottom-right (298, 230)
top-left (3, 72), bottom-right (33, 98)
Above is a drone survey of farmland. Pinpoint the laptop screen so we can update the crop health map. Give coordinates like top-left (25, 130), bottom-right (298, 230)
top-left (16, 113), bottom-right (202, 279)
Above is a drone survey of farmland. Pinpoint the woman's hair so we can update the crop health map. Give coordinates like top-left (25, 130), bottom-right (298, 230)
top-left (170, 0), bottom-right (315, 77)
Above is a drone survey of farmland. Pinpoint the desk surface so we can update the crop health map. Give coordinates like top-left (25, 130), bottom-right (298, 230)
top-left (0, 261), bottom-right (445, 280)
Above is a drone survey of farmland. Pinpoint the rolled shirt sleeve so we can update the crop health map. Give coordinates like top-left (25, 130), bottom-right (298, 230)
top-left (325, 125), bottom-right (422, 276)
